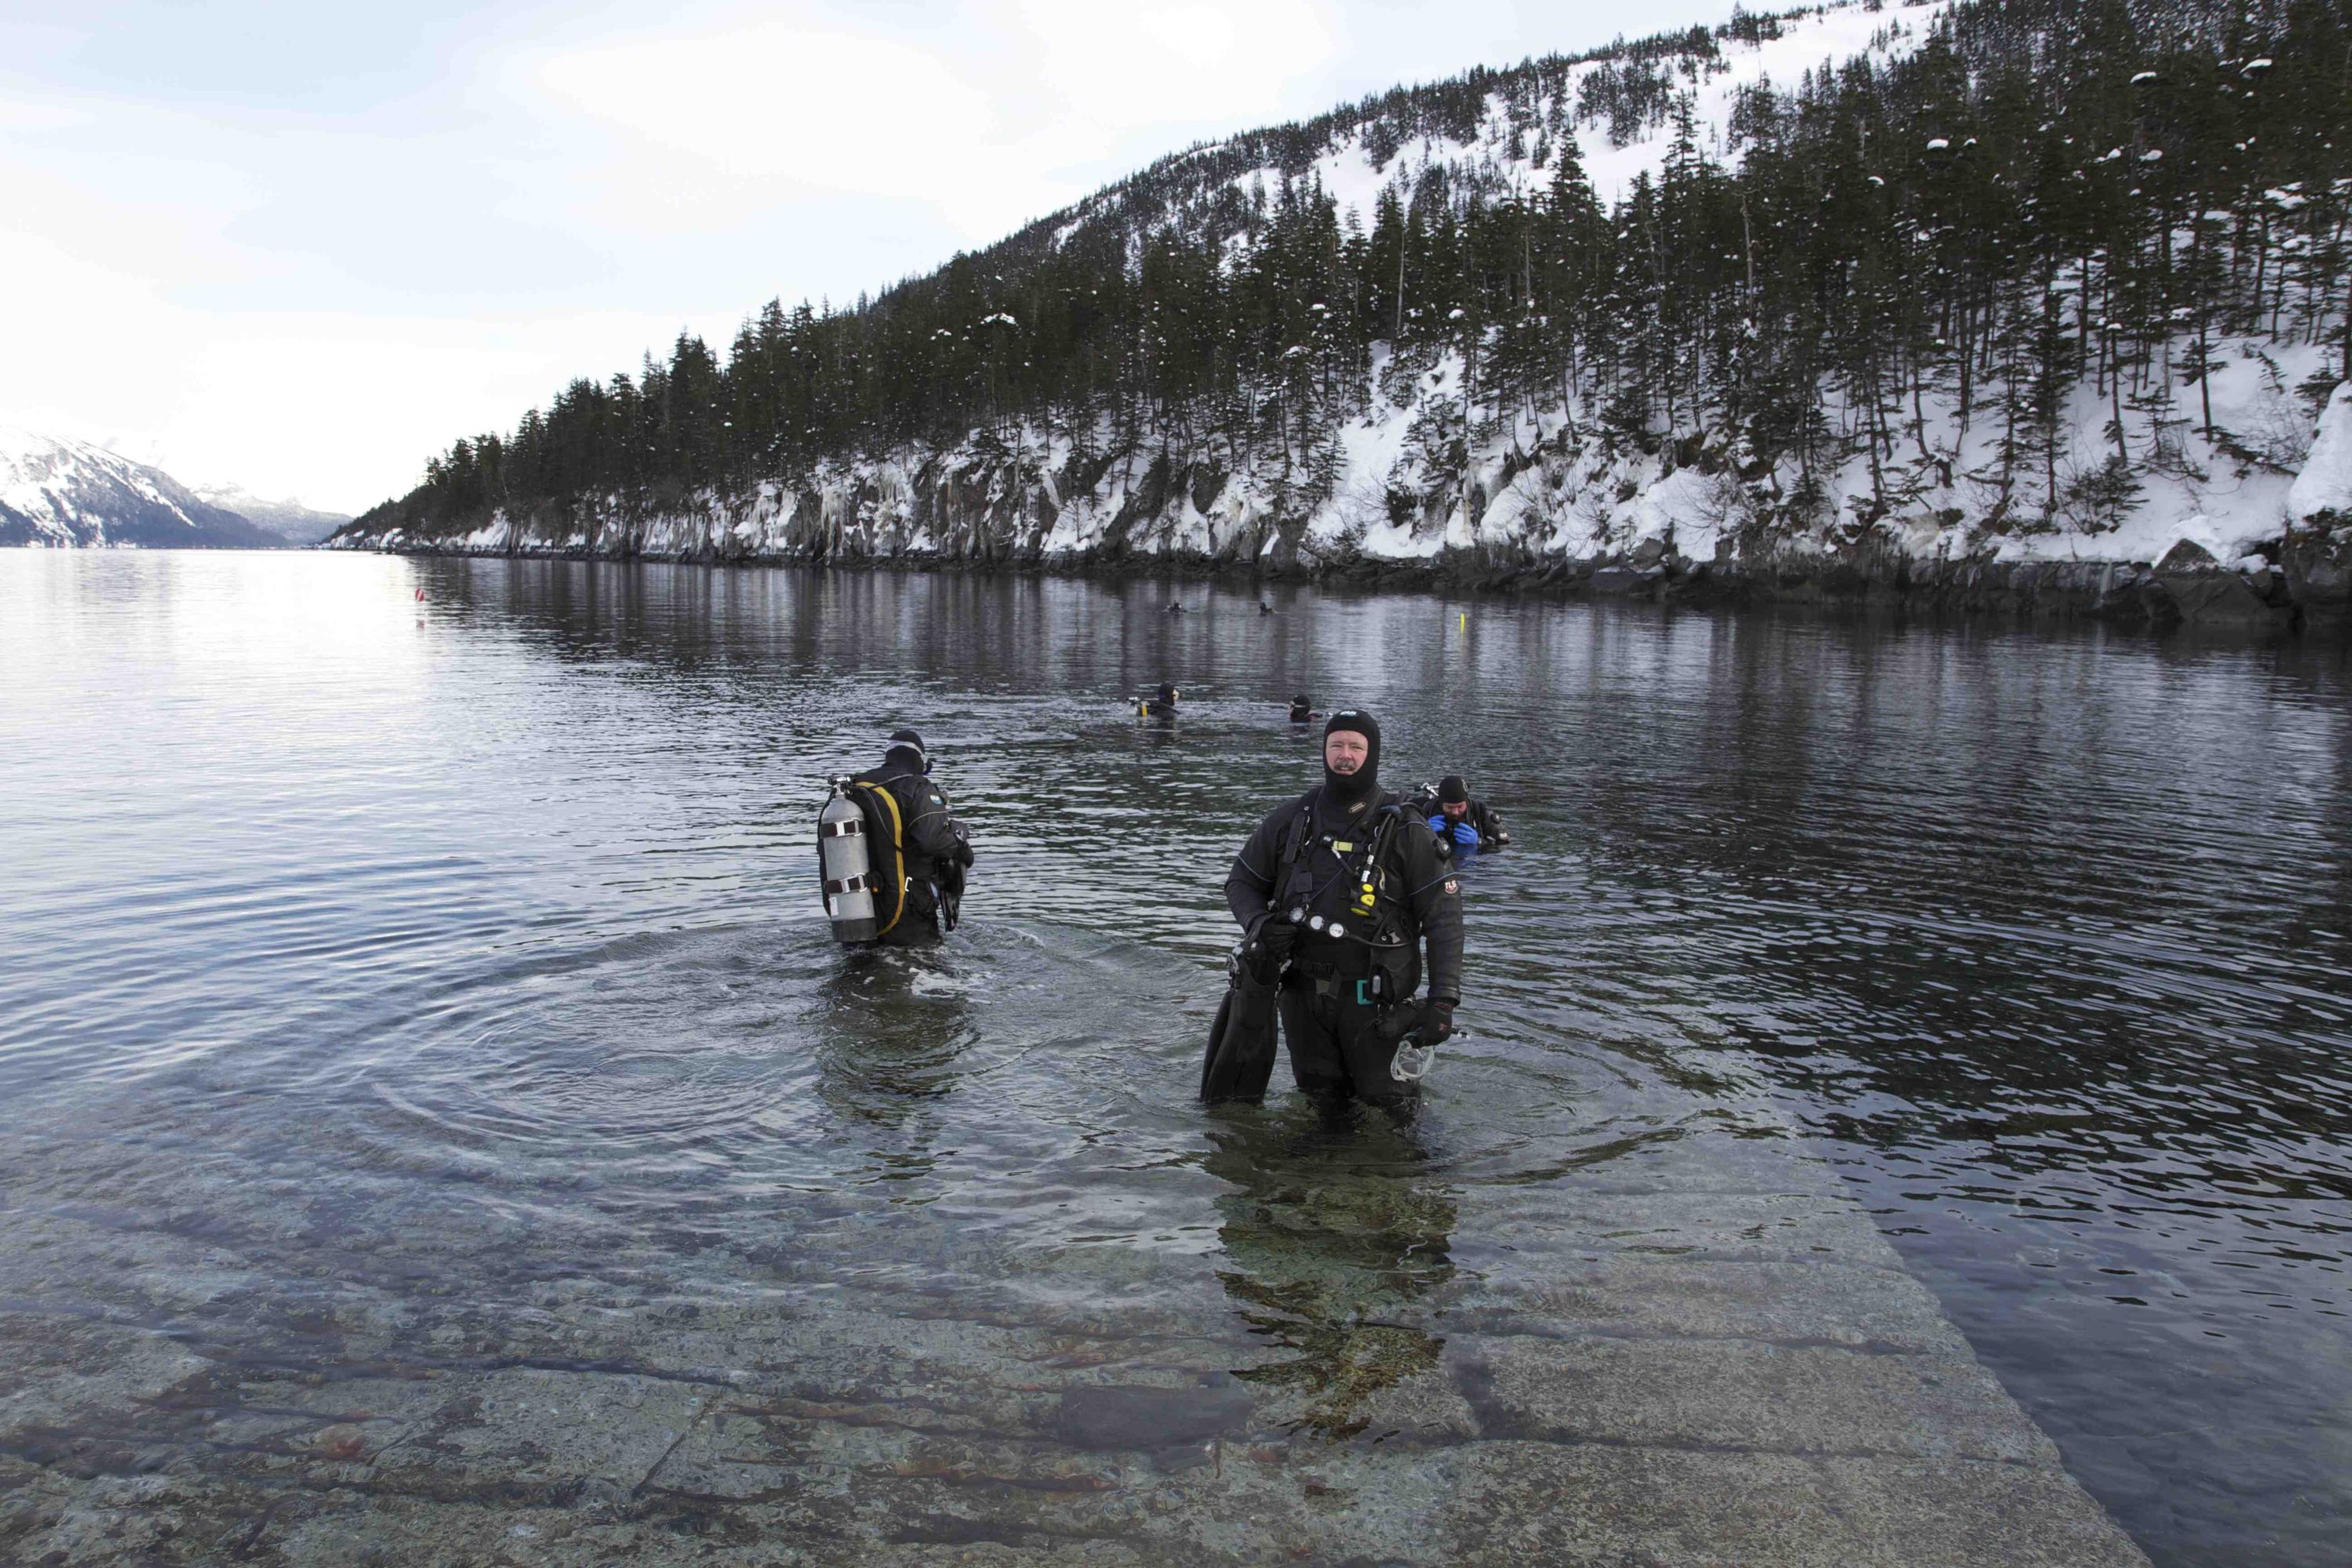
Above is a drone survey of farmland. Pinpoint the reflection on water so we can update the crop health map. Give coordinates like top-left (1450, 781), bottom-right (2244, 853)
top-left (0, 553), bottom-right (2348, 1563)
top-left (1207, 1110), bottom-right (1457, 1439)
top-left (810, 949), bottom-right (980, 1113)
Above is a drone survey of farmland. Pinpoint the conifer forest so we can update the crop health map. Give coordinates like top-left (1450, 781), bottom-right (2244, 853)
top-left (344, 0), bottom-right (2352, 617)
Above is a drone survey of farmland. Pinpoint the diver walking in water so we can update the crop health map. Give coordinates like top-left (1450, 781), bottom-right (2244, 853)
top-left (1139, 683), bottom-right (1179, 719)
top-left (819, 728), bottom-right (973, 947)
top-left (1218, 710), bottom-right (1462, 1108)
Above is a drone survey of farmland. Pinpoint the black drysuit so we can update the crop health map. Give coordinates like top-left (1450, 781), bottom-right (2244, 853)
top-left (1225, 787), bottom-right (1464, 1105)
top-left (851, 745), bottom-right (972, 945)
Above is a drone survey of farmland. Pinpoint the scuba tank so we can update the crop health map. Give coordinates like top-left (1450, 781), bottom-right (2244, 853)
top-left (818, 776), bottom-right (879, 944)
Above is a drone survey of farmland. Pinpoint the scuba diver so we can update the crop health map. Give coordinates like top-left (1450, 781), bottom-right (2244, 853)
top-left (1139, 683), bottom-right (1180, 719)
top-left (1287, 694), bottom-right (1318, 724)
top-left (1215, 710), bottom-right (1463, 1109)
top-left (1411, 775), bottom-right (1508, 862)
top-left (818, 728), bottom-right (973, 946)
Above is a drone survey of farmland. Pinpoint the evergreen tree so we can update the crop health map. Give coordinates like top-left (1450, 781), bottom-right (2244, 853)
top-left (360, 0), bottom-right (2352, 555)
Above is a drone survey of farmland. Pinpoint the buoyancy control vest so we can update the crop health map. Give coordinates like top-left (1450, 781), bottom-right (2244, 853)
top-left (1267, 789), bottom-right (1422, 996)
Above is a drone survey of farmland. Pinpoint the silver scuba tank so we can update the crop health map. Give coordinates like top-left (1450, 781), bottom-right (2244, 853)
top-left (818, 777), bottom-right (879, 943)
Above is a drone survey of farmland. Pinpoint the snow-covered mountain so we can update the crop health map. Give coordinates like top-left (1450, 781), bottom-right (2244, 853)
top-left (193, 483), bottom-right (350, 545)
top-left (338, 0), bottom-right (2352, 625)
top-left (1, 430), bottom-right (283, 550)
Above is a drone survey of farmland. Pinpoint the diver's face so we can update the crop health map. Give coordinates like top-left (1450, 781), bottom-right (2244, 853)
top-left (1324, 732), bottom-right (1369, 775)
top-left (1442, 800), bottom-right (1468, 818)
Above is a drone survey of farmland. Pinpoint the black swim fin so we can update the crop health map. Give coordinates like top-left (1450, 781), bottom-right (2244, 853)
top-left (1200, 938), bottom-right (1280, 1104)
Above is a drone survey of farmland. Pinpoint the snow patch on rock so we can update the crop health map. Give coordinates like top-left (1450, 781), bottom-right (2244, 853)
top-left (2288, 384), bottom-right (2352, 522)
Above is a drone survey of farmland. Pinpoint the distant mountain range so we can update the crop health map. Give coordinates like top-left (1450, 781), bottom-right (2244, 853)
top-left (0, 428), bottom-right (347, 549)
top-left (191, 483), bottom-right (351, 546)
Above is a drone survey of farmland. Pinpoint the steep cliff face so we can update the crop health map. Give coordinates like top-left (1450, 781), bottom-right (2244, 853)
top-left (340, 445), bottom-right (1285, 567)
top-left (336, 307), bottom-right (2347, 630)
top-left (335, 415), bottom-right (2339, 631)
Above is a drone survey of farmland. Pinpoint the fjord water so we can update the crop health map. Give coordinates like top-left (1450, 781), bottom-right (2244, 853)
top-left (2, 552), bottom-right (2347, 1565)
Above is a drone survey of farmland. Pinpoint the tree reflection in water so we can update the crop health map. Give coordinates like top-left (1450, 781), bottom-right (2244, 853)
top-left (1203, 1104), bottom-right (1458, 1439)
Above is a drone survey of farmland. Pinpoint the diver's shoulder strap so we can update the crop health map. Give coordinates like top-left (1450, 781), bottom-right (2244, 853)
top-left (1369, 798), bottom-right (1408, 877)
top-left (1272, 787), bottom-right (1322, 883)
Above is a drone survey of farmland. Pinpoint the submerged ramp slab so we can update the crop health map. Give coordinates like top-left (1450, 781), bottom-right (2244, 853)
top-left (0, 1113), bottom-right (2143, 1566)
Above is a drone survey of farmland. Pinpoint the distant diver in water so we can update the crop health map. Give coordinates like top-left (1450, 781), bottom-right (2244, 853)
top-left (1287, 693), bottom-right (1318, 724)
top-left (1138, 682), bottom-right (1180, 719)
top-left (1207, 710), bottom-right (1463, 1108)
top-left (1406, 775), bottom-right (1509, 861)
top-left (818, 728), bottom-right (973, 947)
top-left (1167, 601), bottom-right (1189, 615)
top-left (1258, 600), bottom-right (1276, 615)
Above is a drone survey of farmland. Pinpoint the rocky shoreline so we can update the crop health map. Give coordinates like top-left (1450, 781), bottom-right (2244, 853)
top-left (333, 379), bottom-right (2352, 633)
top-left (340, 528), bottom-right (2351, 633)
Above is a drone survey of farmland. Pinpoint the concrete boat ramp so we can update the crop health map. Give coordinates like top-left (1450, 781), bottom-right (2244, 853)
top-left (0, 1118), bottom-right (2145, 1566)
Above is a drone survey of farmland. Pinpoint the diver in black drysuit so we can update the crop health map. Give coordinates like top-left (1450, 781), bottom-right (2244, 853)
top-left (1224, 710), bottom-right (1463, 1108)
top-left (1141, 683), bottom-right (1179, 719)
top-left (851, 728), bottom-right (973, 946)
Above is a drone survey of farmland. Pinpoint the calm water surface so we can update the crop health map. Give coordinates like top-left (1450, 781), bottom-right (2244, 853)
top-left (2, 553), bottom-right (2349, 1564)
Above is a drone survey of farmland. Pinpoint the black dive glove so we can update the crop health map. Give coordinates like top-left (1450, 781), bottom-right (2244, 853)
top-left (1425, 999), bottom-right (1457, 1044)
top-left (1254, 920), bottom-right (1298, 962)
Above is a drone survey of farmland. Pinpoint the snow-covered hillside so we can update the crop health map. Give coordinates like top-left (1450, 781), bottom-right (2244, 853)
top-left (1, 430), bottom-right (282, 550)
top-left (1167, 1), bottom-right (1943, 217)
top-left (1087, 0), bottom-right (2332, 576)
top-left (339, 0), bottom-right (2352, 625)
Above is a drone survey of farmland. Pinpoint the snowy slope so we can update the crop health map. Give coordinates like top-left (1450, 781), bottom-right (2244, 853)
top-left (1284, 0), bottom-right (1947, 218)
top-left (0, 430), bottom-right (282, 549)
top-left (2289, 386), bottom-right (2352, 522)
top-left (339, 0), bottom-right (2346, 602)
top-left (1107, 0), bottom-right (2323, 575)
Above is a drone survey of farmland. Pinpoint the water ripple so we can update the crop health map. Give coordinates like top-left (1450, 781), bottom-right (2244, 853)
top-left (2, 554), bottom-right (2349, 1563)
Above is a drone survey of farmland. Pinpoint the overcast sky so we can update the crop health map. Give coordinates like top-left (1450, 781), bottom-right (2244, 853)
top-left (0, 0), bottom-right (1732, 512)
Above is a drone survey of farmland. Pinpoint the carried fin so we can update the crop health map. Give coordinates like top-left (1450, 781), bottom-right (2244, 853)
top-left (1200, 924), bottom-right (1282, 1104)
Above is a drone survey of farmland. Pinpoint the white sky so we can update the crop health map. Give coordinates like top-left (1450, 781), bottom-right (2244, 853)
top-left (0, 0), bottom-right (1732, 513)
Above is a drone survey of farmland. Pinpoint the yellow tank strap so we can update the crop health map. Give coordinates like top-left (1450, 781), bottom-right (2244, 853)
top-left (855, 781), bottom-right (908, 937)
